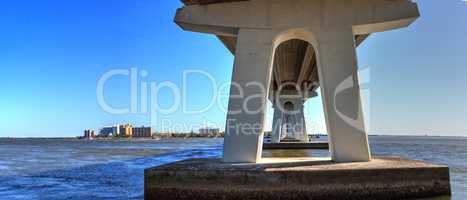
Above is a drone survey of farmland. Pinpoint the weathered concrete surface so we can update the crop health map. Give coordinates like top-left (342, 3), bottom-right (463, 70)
top-left (145, 157), bottom-right (450, 200)
top-left (263, 142), bottom-right (329, 150)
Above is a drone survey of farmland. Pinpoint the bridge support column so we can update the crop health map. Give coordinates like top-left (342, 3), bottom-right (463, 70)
top-left (271, 94), bottom-right (308, 143)
top-left (223, 29), bottom-right (277, 163)
top-left (316, 28), bottom-right (371, 162)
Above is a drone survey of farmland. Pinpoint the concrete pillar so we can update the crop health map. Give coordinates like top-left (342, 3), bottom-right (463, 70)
top-left (271, 97), bottom-right (308, 143)
top-left (223, 29), bottom-right (276, 163)
top-left (316, 28), bottom-right (371, 162)
top-left (271, 104), bottom-right (282, 143)
top-left (293, 100), bottom-right (308, 142)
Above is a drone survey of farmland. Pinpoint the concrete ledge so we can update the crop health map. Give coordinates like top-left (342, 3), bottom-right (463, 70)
top-left (145, 156), bottom-right (451, 200)
top-left (263, 142), bottom-right (329, 150)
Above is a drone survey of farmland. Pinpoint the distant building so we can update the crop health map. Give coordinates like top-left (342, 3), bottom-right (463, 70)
top-left (132, 126), bottom-right (152, 138)
top-left (99, 125), bottom-right (119, 137)
top-left (96, 124), bottom-right (152, 138)
top-left (84, 129), bottom-right (95, 139)
top-left (119, 124), bottom-right (133, 137)
top-left (199, 128), bottom-right (220, 135)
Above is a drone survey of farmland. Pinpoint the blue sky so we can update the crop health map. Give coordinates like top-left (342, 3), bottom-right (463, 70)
top-left (0, 0), bottom-right (466, 137)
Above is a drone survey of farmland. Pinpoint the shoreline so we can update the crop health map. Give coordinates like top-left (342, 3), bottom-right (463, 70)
top-left (0, 136), bottom-right (224, 140)
top-left (1, 134), bottom-right (466, 140)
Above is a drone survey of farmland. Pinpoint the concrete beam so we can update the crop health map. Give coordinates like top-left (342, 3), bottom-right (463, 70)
top-left (297, 45), bottom-right (315, 86)
top-left (355, 34), bottom-right (370, 46)
top-left (175, 0), bottom-right (419, 36)
top-left (217, 35), bottom-right (237, 54)
top-left (352, 1), bottom-right (420, 34)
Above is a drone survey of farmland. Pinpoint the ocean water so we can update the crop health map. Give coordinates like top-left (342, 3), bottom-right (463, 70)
top-left (0, 136), bottom-right (465, 200)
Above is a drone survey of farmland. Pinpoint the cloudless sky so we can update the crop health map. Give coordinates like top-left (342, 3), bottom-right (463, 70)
top-left (0, 0), bottom-right (466, 137)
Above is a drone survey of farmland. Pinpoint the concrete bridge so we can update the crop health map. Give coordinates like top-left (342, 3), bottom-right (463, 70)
top-left (143, 2), bottom-right (452, 199)
top-left (176, 0), bottom-right (419, 163)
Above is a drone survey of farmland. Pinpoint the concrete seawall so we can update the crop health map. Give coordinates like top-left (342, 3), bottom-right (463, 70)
top-left (145, 156), bottom-right (450, 200)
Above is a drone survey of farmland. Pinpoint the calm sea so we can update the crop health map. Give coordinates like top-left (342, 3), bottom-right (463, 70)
top-left (0, 136), bottom-right (465, 200)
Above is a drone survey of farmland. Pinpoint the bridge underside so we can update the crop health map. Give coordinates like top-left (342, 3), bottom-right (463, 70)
top-left (218, 35), bottom-right (369, 96)
top-left (182, 0), bottom-right (369, 96)
top-left (181, 0), bottom-right (370, 146)
top-left (177, 0), bottom-right (420, 163)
